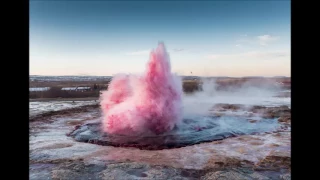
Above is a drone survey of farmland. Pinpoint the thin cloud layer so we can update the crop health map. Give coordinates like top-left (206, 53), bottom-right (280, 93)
top-left (206, 51), bottom-right (289, 60)
top-left (257, 35), bottom-right (279, 46)
top-left (237, 34), bottom-right (279, 46)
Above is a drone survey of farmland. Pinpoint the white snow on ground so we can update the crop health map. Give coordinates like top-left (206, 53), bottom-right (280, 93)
top-left (61, 87), bottom-right (78, 91)
top-left (29, 100), bottom-right (99, 117)
top-left (185, 95), bottom-right (290, 107)
top-left (29, 87), bottom-right (50, 91)
top-left (61, 87), bottom-right (91, 91)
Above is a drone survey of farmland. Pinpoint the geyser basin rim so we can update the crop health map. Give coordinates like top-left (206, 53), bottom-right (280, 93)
top-left (69, 116), bottom-right (280, 150)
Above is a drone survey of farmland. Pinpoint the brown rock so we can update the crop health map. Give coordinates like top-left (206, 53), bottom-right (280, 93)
top-left (278, 116), bottom-right (291, 123)
top-left (255, 150), bottom-right (291, 170)
top-left (248, 119), bottom-right (258, 123)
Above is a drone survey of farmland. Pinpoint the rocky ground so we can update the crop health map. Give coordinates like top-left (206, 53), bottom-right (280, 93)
top-left (30, 99), bottom-right (290, 180)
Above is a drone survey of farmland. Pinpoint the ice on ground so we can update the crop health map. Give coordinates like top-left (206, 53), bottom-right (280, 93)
top-left (29, 100), bottom-right (98, 117)
top-left (29, 87), bottom-right (50, 91)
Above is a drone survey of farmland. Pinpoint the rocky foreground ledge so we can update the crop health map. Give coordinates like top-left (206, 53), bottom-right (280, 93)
top-left (30, 104), bottom-right (290, 180)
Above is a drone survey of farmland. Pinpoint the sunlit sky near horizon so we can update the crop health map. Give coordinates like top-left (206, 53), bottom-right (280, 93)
top-left (30, 0), bottom-right (290, 77)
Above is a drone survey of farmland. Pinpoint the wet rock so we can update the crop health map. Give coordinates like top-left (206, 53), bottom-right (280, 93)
top-left (250, 141), bottom-right (264, 146)
top-left (52, 170), bottom-right (80, 180)
top-left (250, 106), bottom-right (265, 113)
top-left (278, 116), bottom-right (291, 123)
top-left (51, 161), bottom-right (106, 180)
top-left (280, 173), bottom-right (291, 180)
top-left (263, 106), bottom-right (291, 119)
top-left (268, 143), bottom-right (280, 148)
top-left (213, 104), bottom-right (244, 111)
top-left (274, 92), bottom-right (290, 98)
top-left (65, 120), bottom-right (83, 126)
top-left (205, 157), bottom-right (254, 169)
top-left (255, 150), bottom-right (291, 171)
top-left (30, 163), bottom-right (56, 180)
top-left (201, 168), bottom-right (272, 180)
top-left (100, 162), bottom-right (204, 180)
top-left (248, 119), bottom-right (258, 123)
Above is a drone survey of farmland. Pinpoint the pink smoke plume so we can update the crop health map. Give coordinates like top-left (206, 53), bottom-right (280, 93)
top-left (100, 43), bottom-right (183, 135)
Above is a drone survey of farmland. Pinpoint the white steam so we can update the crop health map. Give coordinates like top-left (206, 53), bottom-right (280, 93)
top-left (182, 77), bottom-right (288, 118)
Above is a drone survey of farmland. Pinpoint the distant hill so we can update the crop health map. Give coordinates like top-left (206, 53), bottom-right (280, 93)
top-left (29, 75), bottom-right (290, 82)
top-left (29, 75), bottom-right (112, 82)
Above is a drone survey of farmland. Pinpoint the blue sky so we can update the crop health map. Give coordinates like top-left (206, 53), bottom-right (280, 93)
top-left (30, 0), bottom-right (290, 77)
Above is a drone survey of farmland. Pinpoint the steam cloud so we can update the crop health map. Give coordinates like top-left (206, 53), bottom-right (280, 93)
top-left (100, 43), bottom-right (183, 135)
top-left (100, 43), bottom-right (287, 136)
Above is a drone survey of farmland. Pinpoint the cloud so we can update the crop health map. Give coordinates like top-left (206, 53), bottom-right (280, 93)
top-left (126, 50), bottom-right (150, 56)
top-left (237, 34), bottom-right (279, 46)
top-left (257, 35), bottom-right (279, 46)
top-left (206, 51), bottom-right (289, 60)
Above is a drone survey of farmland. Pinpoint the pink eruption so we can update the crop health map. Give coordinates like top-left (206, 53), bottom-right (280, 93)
top-left (100, 43), bottom-right (183, 135)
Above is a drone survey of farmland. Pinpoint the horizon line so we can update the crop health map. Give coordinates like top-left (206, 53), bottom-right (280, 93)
top-left (29, 75), bottom-right (290, 78)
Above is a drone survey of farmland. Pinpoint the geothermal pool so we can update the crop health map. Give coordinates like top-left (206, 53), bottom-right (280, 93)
top-left (69, 116), bottom-right (280, 150)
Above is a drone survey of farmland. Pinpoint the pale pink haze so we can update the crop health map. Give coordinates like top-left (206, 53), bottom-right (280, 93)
top-left (100, 43), bottom-right (183, 135)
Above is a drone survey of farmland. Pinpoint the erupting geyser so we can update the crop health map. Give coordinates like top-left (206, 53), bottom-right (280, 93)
top-left (100, 43), bottom-right (183, 135)
top-left (67, 42), bottom-right (284, 150)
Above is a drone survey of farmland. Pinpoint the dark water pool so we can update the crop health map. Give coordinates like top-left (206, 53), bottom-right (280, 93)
top-left (68, 116), bottom-right (279, 150)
